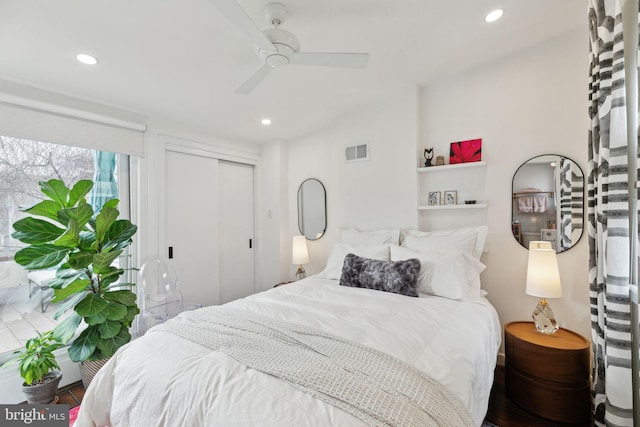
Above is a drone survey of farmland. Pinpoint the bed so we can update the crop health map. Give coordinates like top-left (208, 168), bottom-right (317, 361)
top-left (77, 227), bottom-right (501, 427)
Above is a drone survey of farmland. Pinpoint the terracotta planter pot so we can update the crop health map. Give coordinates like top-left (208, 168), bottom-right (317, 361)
top-left (22, 371), bottom-right (62, 404)
top-left (80, 358), bottom-right (109, 389)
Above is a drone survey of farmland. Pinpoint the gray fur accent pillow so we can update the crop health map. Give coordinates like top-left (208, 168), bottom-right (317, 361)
top-left (339, 253), bottom-right (420, 297)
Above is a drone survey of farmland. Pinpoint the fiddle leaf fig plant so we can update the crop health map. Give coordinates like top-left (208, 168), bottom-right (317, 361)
top-left (12, 179), bottom-right (139, 363)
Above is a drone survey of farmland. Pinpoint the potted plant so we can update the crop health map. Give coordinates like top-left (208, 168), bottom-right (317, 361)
top-left (2, 330), bottom-right (64, 404)
top-left (11, 179), bottom-right (139, 387)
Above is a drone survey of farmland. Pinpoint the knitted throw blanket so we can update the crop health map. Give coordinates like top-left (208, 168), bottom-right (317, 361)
top-left (153, 307), bottom-right (475, 427)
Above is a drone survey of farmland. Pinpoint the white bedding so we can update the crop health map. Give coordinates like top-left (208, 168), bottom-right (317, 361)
top-left (77, 277), bottom-right (501, 427)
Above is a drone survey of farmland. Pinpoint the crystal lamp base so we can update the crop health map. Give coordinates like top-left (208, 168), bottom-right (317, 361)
top-left (531, 298), bottom-right (559, 334)
top-left (295, 265), bottom-right (306, 281)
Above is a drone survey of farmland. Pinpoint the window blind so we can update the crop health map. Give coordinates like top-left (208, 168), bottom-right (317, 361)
top-left (0, 101), bottom-right (145, 156)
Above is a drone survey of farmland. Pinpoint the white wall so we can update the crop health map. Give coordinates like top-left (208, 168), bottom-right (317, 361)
top-left (281, 28), bottom-right (590, 345)
top-left (258, 140), bottom-right (290, 290)
top-left (420, 28), bottom-right (590, 341)
top-left (284, 89), bottom-right (418, 278)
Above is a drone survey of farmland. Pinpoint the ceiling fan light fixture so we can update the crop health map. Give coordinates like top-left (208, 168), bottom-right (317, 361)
top-left (219, 1), bottom-right (370, 94)
top-left (76, 53), bottom-right (98, 65)
top-left (485, 9), bottom-right (504, 23)
top-left (263, 28), bottom-right (300, 51)
top-left (266, 54), bottom-right (289, 67)
top-left (264, 3), bottom-right (288, 27)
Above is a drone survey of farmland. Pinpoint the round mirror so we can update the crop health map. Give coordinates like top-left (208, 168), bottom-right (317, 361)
top-left (511, 155), bottom-right (584, 252)
top-left (297, 178), bottom-right (327, 240)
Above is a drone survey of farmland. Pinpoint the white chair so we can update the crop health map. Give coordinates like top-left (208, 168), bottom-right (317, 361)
top-left (137, 259), bottom-right (201, 335)
top-left (27, 270), bottom-right (56, 312)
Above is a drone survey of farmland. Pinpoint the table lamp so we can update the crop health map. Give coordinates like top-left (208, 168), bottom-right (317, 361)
top-left (525, 247), bottom-right (562, 334)
top-left (292, 235), bottom-right (309, 280)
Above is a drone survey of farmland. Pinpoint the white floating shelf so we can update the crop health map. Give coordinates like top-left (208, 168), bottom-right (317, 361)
top-left (418, 203), bottom-right (488, 211)
top-left (417, 161), bottom-right (486, 173)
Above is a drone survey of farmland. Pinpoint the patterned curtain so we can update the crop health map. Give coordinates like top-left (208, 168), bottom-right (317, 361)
top-left (588, 0), bottom-right (634, 424)
top-left (559, 158), bottom-right (585, 251)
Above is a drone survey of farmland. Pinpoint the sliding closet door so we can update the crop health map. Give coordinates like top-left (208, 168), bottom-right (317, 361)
top-left (165, 150), bottom-right (221, 306)
top-left (219, 160), bottom-right (255, 304)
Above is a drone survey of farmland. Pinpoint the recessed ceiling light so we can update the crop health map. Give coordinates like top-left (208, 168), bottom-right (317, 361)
top-left (76, 53), bottom-right (98, 65)
top-left (261, 118), bottom-right (272, 125)
top-left (485, 9), bottom-right (504, 23)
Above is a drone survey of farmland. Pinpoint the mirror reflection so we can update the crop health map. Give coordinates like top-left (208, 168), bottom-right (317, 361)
top-left (297, 178), bottom-right (327, 240)
top-left (511, 155), bottom-right (584, 253)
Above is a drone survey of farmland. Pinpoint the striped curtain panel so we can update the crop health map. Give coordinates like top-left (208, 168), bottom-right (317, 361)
top-left (559, 159), bottom-right (584, 251)
top-left (559, 159), bottom-right (572, 251)
top-left (588, 0), bottom-right (633, 425)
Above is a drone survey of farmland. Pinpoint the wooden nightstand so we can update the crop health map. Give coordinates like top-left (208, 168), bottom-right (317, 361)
top-left (504, 321), bottom-right (590, 424)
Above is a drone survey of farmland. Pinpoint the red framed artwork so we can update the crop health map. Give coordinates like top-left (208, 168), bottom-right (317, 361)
top-left (449, 138), bottom-right (482, 164)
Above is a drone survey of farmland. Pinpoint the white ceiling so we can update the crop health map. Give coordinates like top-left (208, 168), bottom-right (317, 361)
top-left (0, 0), bottom-right (586, 144)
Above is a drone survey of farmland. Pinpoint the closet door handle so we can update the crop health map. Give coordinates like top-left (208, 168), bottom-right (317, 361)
top-left (168, 246), bottom-right (174, 259)
top-left (249, 239), bottom-right (252, 249)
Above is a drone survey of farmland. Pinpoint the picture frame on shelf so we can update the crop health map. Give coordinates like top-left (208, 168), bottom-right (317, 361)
top-left (444, 190), bottom-right (457, 205)
top-left (428, 191), bottom-right (441, 206)
top-left (450, 138), bottom-right (482, 164)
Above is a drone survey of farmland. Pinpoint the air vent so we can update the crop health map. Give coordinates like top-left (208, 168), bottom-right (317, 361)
top-left (345, 143), bottom-right (369, 162)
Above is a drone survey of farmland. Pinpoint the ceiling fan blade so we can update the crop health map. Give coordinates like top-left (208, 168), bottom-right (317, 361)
top-left (291, 52), bottom-right (370, 69)
top-left (234, 64), bottom-right (273, 94)
top-left (207, 0), bottom-right (275, 51)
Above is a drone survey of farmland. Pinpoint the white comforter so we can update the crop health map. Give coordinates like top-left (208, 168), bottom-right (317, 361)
top-left (77, 277), bottom-right (501, 427)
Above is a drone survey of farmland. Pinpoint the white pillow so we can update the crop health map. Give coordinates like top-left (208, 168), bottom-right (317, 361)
top-left (401, 226), bottom-right (488, 259)
top-left (340, 228), bottom-right (400, 246)
top-left (402, 233), bottom-right (476, 258)
top-left (317, 242), bottom-right (390, 280)
top-left (390, 245), bottom-right (485, 300)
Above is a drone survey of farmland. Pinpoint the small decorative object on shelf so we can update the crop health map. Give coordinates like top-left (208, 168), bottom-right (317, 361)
top-left (444, 190), bottom-right (457, 205)
top-left (423, 147), bottom-right (434, 167)
top-left (435, 155), bottom-right (445, 166)
top-left (428, 191), bottom-right (441, 206)
top-left (450, 138), bottom-right (482, 164)
top-left (464, 200), bottom-right (477, 204)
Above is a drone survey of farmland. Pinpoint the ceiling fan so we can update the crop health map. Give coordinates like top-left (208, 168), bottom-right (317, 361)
top-left (207, 1), bottom-right (370, 94)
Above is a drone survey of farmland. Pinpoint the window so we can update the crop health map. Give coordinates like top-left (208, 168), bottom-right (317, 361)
top-left (0, 135), bottom-right (129, 360)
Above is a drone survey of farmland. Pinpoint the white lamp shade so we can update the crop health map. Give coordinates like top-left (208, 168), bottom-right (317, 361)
top-left (525, 248), bottom-right (562, 298)
top-left (292, 235), bottom-right (309, 265)
top-left (528, 241), bottom-right (553, 250)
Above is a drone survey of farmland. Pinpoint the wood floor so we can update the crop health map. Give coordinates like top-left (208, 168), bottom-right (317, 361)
top-left (57, 381), bottom-right (84, 409)
top-left (57, 364), bottom-right (593, 426)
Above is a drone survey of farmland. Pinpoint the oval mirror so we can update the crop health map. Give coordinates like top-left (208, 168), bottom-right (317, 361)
top-left (511, 155), bottom-right (584, 253)
top-left (297, 178), bottom-right (327, 240)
